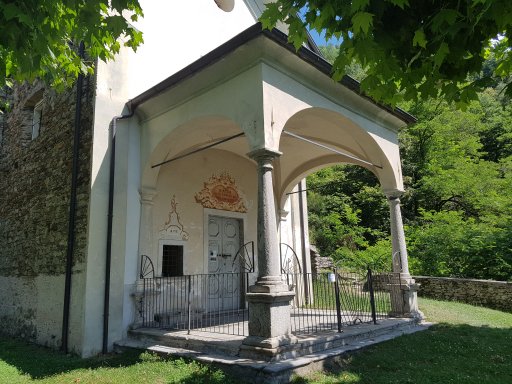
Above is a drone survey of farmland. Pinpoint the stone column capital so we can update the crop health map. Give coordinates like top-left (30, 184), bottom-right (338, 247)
top-left (384, 190), bottom-right (404, 201)
top-left (139, 187), bottom-right (157, 204)
top-left (247, 147), bottom-right (282, 166)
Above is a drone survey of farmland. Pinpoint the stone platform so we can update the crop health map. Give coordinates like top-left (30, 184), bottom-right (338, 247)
top-left (115, 318), bottom-right (432, 383)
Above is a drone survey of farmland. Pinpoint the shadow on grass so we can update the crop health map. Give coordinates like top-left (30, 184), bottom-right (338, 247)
top-left (293, 323), bottom-right (512, 384)
top-left (0, 337), bottom-right (142, 379)
top-left (0, 337), bottom-right (235, 383)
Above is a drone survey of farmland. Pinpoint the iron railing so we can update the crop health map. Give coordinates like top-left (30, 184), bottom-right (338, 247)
top-left (287, 269), bottom-right (404, 335)
top-left (136, 255), bottom-right (404, 337)
top-left (139, 272), bottom-right (251, 336)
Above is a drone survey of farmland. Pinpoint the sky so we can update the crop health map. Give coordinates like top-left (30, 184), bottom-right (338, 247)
top-left (299, 6), bottom-right (341, 47)
top-left (308, 29), bottom-right (341, 47)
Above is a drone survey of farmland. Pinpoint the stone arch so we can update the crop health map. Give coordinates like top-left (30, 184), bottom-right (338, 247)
top-left (276, 107), bottom-right (403, 207)
top-left (141, 114), bottom-right (251, 191)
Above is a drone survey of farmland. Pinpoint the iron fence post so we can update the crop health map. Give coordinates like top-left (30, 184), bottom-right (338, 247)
top-left (187, 275), bottom-right (192, 334)
top-left (334, 268), bottom-right (343, 333)
top-left (368, 268), bottom-right (377, 325)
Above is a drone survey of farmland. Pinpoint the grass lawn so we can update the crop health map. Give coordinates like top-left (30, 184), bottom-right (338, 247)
top-left (296, 297), bottom-right (512, 384)
top-left (0, 342), bottom-right (233, 384)
top-left (1, 298), bottom-right (511, 383)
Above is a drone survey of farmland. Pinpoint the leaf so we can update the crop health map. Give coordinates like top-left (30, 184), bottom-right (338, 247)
top-left (431, 9), bottom-right (460, 32)
top-left (413, 29), bottom-right (427, 48)
top-left (351, 12), bottom-right (374, 35)
top-left (351, 0), bottom-right (370, 12)
top-left (434, 42), bottom-right (450, 68)
top-left (387, 0), bottom-right (410, 9)
top-left (2, 4), bottom-right (21, 21)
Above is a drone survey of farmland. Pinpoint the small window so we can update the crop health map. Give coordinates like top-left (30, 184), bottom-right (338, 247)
top-left (31, 100), bottom-right (43, 139)
top-left (162, 245), bottom-right (183, 277)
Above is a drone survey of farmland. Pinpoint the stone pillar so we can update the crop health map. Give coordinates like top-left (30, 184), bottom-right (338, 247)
top-left (241, 148), bottom-right (295, 359)
top-left (388, 195), bottom-right (410, 277)
top-left (386, 193), bottom-right (422, 319)
top-left (133, 188), bottom-right (157, 327)
top-left (138, 188), bottom-right (157, 265)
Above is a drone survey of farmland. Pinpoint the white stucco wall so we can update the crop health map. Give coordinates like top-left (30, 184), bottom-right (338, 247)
top-left (151, 149), bottom-right (258, 275)
top-left (127, 0), bottom-right (256, 98)
top-left (80, 0), bottom-right (260, 356)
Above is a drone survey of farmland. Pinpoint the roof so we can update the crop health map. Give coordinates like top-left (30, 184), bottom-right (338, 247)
top-left (126, 23), bottom-right (416, 125)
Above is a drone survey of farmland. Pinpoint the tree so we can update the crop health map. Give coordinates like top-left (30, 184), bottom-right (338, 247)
top-left (0, 0), bottom-right (143, 91)
top-left (398, 94), bottom-right (512, 280)
top-left (307, 165), bottom-right (391, 271)
top-left (261, 0), bottom-right (512, 106)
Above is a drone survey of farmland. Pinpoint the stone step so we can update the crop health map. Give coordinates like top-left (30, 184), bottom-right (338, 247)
top-left (123, 327), bottom-right (245, 356)
top-left (115, 321), bottom-right (433, 384)
top-left (117, 317), bottom-right (421, 361)
top-left (278, 317), bottom-right (419, 359)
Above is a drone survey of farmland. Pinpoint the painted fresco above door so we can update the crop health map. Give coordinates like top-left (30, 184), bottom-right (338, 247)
top-left (195, 172), bottom-right (248, 213)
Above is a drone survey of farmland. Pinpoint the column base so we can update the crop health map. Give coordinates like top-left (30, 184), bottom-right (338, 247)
top-left (241, 285), bottom-right (295, 360)
top-left (402, 281), bottom-right (424, 320)
top-left (389, 277), bottom-right (424, 320)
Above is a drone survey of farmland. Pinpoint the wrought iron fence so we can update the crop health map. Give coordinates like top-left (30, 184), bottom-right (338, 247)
top-left (136, 255), bottom-right (404, 336)
top-left (138, 272), bottom-right (251, 336)
top-left (286, 269), bottom-right (404, 335)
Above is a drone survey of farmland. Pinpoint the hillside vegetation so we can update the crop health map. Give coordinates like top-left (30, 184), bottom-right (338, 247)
top-left (308, 47), bottom-right (512, 281)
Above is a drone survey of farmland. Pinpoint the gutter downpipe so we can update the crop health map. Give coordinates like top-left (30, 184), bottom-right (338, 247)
top-left (62, 41), bottom-right (85, 353)
top-left (102, 111), bottom-right (133, 354)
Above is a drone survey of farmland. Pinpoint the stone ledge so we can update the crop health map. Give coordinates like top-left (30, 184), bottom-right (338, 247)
top-left (117, 320), bottom-right (432, 384)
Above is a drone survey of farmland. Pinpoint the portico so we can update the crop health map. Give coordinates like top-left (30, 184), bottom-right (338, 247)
top-left (109, 24), bottom-right (420, 359)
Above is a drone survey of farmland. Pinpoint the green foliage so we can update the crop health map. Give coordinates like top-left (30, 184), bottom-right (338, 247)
top-left (395, 90), bottom-right (512, 280)
top-left (0, 0), bottom-right (143, 91)
top-left (306, 73), bottom-right (512, 280)
top-left (406, 210), bottom-right (512, 280)
top-left (261, 0), bottom-right (512, 106)
top-left (351, 238), bottom-right (393, 272)
top-left (307, 165), bottom-right (389, 270)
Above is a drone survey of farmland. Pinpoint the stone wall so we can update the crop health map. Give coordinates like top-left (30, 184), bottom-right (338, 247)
top-left (415, 276), bottom-right (512, 313)
top-left (0, 78), bottom-right (95, 347)
top-left (310, 245), bottom-right (334, 273)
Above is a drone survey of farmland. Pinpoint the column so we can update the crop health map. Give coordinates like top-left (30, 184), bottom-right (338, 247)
top-left (388, 195), bottom-right (410, 277)
top-left (138, 187), bottom-right (157, 266)
top-left (386, 193), bottom-right (422, 319)
top-left (241, 148), bottom-right (296, 359)
top-left (133, 188), bottom-right (157, 327)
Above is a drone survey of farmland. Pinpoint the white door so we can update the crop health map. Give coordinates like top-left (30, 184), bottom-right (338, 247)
top-left (207, 216), bottom-right (242, 311)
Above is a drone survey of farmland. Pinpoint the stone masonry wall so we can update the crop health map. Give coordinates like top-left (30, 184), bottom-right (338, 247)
top-left (415, 276), bottom-right (512, 313)
top-left (310, 245), bottom-right (334, 273)
top-left (0, 77), bottom-right (95, 347)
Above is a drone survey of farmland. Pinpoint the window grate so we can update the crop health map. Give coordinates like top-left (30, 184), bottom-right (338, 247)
top-left (162, 245), bottom-right (183, 277)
